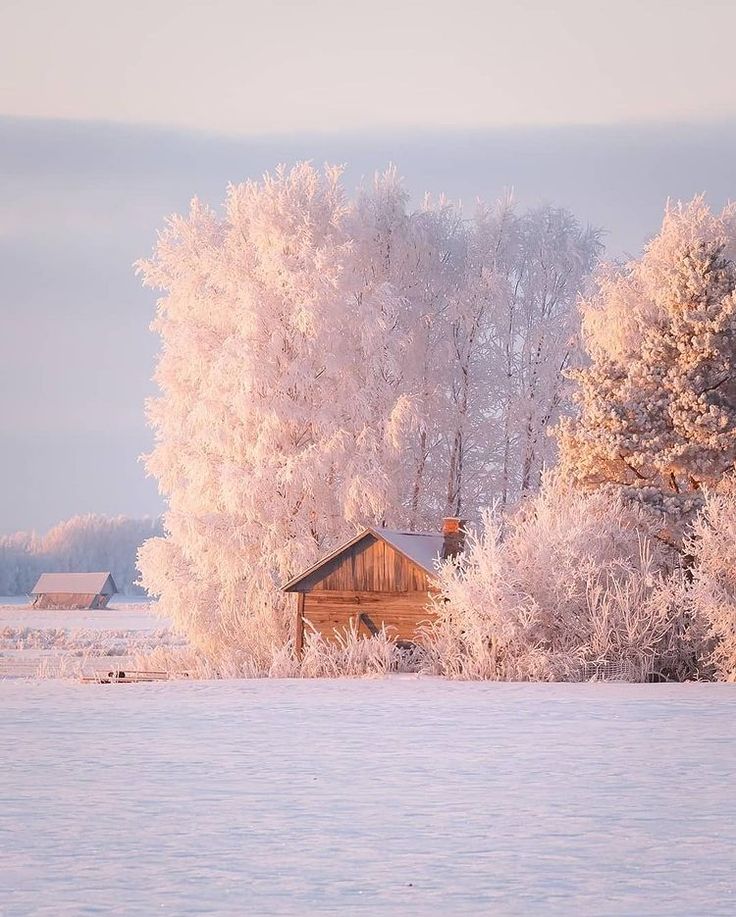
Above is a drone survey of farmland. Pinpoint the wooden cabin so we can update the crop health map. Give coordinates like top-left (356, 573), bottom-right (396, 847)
top-left (283, 518), bottom-right (466, 655)
top-left (31, 572), bottom-right (118, 610)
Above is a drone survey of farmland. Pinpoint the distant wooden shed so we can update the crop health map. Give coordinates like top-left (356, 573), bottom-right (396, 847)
top-left (283, 518), bottom-right (465, 655)
top-left (31, 572), bottom-right (118, 610)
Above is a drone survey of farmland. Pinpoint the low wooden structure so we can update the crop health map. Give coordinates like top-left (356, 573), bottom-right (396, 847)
top-left (31, 572), bottom-right (118, 610)
top-left (81, 670), bottom-right (170, 684)
top-left (283, 519), bottom-right (466, 655)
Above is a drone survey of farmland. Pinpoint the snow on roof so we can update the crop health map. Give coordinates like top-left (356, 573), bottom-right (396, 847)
top-left (282, 527), bottom-right (444, 590)
top-left (31, 572), bottom-right (118, 595)
top-left (374, 529), bottom-right (444, 576)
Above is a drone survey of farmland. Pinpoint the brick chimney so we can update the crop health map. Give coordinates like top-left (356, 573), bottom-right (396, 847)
top-left (442, 517), bottom-right (467, 559)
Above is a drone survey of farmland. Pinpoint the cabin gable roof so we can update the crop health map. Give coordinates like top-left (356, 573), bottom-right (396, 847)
top-left (283, 528), bottom-right (443, 593)
top-left (377, 530), bottom-right (445, 576)
top-left (31, 572), bottom-right (118, 596)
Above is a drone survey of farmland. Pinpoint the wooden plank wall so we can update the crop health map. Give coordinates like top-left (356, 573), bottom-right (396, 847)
top-left (32, 593), bottom-right (106, 610)
top-left (293, 536), bottom-right (440, 651)
top-left (303, 590), bottom-right (436, 643)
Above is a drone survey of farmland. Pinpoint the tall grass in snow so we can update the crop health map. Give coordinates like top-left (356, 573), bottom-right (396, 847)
top-left (136, 622), bottom-right (421, 679)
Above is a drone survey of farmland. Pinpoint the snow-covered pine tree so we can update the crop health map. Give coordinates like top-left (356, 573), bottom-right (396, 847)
top-left (557, 198), bottom-right (736, 529)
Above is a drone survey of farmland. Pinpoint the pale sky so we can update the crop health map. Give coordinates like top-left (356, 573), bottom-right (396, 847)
top-left (3, 0), bottom-right (736, 134)
top-left (2, 0), bottom-right (736, 533)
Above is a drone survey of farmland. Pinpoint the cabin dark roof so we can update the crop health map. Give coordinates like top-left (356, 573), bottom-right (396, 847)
top-left (31, 572), bottom-right (118, 596)
top-left (375, 530), bottom-right (444, 574)
top-left (283, 528), bottom-right (444, 592)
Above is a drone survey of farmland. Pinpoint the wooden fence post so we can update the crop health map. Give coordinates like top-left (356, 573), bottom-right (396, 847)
top-left (295, 593), bottom-right (305, 658)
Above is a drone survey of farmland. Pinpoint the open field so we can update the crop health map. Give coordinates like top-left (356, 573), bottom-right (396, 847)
top-left (0, 599), bottom-right (180, 678)
top-left (2, 679), bottom-right (736, 915)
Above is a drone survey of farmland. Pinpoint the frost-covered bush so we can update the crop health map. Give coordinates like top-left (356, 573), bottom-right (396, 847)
top-left (423, 477), bottom-right (700, 681)
top-left (687, 478), bottom-right (736, 680)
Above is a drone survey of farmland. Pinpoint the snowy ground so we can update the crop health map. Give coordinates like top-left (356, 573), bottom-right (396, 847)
top-left (2, 678), bottom-right (735, 915)
top-left (0, 598), bottom-right (181, 678)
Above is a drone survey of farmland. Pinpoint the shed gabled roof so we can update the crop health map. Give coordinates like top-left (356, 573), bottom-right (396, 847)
top-left (282, 528), bottom-right (444, 592)
top-left (377, 530), bottom-right (445, 575)
top-left (31, 572), bottom-right (118, 596)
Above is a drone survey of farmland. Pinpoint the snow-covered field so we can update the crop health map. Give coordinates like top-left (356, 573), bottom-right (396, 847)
top-left (0, 598), bottom-right (181, 678)
top-left (2, 678), bottom-right (735, 915)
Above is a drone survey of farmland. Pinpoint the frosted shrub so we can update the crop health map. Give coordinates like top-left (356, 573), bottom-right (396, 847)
top-left (423, 478), bottom-right (698, 681)
top-left (688, 478), bottom-right (736, 680)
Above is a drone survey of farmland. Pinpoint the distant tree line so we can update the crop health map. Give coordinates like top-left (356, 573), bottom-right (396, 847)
top-left (0, 515), bottom-right (163, 595)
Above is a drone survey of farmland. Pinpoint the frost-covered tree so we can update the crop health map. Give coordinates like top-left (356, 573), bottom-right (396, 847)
top-left (0, 531), bottom-right (39, 595)
top-left (348, 179), bottom-right (600, 521)
top-left (347, 171), bottom-right (464, 530)
top-left (137, 163), bottom-right (599, 665)
top-left (486, 202), bottom-right (602, 505)
top-left (137, 165), bottom-right (419, 660)
top-left (557, 199), bottom-right (736, 529)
